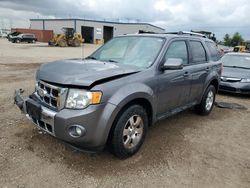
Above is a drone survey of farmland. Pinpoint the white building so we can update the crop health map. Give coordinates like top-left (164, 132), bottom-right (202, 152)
top-left (30, 18), bottom-right (165, 43)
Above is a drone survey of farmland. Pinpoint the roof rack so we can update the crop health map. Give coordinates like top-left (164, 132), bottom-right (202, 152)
top-left (138, 30), bottom-right (207, 38)
top-left (166, 31), bottom-right (207, 38)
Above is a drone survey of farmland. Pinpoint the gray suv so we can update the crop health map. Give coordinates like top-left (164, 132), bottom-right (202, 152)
top-left (14, 32), bottom-right (222, 158)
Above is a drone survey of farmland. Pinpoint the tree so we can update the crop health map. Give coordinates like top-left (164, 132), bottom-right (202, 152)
top-left (231, 32), bottom-right (244, 46)
top-left (224, 34), bottom-right (232, 46)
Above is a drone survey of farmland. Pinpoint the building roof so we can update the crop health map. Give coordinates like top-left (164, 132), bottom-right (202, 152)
top-left (30, 18), bottom-right (165, 31)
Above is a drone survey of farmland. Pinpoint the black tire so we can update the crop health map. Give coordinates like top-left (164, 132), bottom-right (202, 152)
top-left (58, 39), bottom-right (67, 47)
top-left (109, 105), bottom-right (148, 159)
top-left (72, 39), bottom-right (80, 47)
top-left (32, 39), bottom-right (36, 43)
top-left (195, 85), bottom-right (216, 115)
top-left (16, 39), bottom-right (20, 43)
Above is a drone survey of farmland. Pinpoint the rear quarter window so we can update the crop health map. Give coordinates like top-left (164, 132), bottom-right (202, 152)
top-left (206, 42), bottom-right (220, 61)
top-left (190, 41), bottom-right (207, 63)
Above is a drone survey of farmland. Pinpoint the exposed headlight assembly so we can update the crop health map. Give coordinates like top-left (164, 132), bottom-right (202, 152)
top-left (241, 78), bottom-right (250, 83)
top-left (66, 89), bottom-right (102, 109)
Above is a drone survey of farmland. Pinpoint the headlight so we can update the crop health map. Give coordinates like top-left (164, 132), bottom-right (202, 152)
top-left (241, 78), bottom-right (250, 83)
top-left (65, 89), bottom-right (102, 109)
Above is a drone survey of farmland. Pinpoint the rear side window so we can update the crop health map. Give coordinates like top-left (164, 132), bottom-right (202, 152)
top-left (190, 41), bottom-right (206, 63)
top-left (206, 42), bottom-right (220, 61)
top-left (24, 35), bottom-right (34, 38)
top-left (164, 41), bottom-right (188, 65)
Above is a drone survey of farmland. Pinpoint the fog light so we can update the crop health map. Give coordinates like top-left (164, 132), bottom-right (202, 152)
top-left (68, 125), bottom-right (86, 138)
top-left (76, 127), bottom-right (82, 135)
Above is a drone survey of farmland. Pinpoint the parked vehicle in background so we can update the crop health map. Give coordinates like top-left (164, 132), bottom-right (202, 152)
top-left (0, 31), bottom-right (8, 38)
top-left (7, 31), bottom-right (22, 41)
top-left (14, 32), bottom-right (222, 158)
top-left (218, 45), bottom-right (233, 54)
top-left (0, 29), bottom-right (10, 38)
top-left (220, 53), bottom-right (250, 94)
top-left (11, 33), bottom-right (37, 43)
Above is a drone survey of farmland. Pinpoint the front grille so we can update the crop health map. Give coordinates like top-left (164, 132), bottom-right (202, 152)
top-left (35, 80), bottom-right (68, 110)
top-left (31, 116), bottom-right (54, 135)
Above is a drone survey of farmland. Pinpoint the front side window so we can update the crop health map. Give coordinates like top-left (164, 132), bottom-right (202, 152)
top-left (164, 41), bottom-right (188, 65)
top-left (89, 36), bottom-right (165, 68)
top-left (190, 41), bottom-right (207, 63)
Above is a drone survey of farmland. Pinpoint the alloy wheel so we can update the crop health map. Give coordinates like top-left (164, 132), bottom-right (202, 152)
top-left (123, 115), bottom-right (144, 149)
top-left (205, 90), bottom-right (214, 111)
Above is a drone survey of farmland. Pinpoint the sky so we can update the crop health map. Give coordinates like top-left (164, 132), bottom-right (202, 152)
top-left (0, 0), bottom-right (249, 40)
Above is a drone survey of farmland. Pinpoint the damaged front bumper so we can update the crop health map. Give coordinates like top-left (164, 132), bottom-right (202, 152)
top-left (14, 89), bottom-right (56, 136)
top-left (14, 89), bottom-right (114, 152)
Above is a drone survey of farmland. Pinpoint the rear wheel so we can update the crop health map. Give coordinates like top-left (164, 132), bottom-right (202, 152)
top-left (109, 105), bottom-right (148, 159)
top-left (195, 85), bottom-right (216, 115)
top-left (31, 39), bottom-right (36, 43)
top-left (16, 39), bottom-right (20, 43)
top-left (58, 39), bottom-right (67, 47)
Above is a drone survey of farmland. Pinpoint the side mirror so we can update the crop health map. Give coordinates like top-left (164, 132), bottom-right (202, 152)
top-left (161, 58), bottom-right (183, 70)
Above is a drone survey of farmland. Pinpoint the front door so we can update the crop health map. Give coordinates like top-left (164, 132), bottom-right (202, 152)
top-left (157, 40), bottom-right (192, 116)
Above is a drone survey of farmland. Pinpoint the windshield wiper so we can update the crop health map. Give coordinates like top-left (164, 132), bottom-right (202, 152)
top-left (224, 65), bottom-right (250, 69)
top-left (103, 59), bottom-right (119, 63)
top-left (108, 59), bottom-right (119, 63)
top-left (86, 56), bottom-right (97, 60)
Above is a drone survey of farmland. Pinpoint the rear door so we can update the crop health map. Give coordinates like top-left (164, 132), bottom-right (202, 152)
top-left (187, 40), bottom-right (210, 103)
top-left (157, 39), bottom-right (192, 116)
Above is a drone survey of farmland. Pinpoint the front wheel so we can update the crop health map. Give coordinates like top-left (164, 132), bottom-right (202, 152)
top-left (72, 39), bottom-right (80, 47)
top-left (195, 85), bottom-right (216, 115)
top-left (109, 105), bottom-right (148, 159)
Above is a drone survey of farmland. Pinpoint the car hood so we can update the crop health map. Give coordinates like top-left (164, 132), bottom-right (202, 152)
top-left (36, 59), bottom-right (141, 87)
top-left (222, 67), bottom-right (250, 79)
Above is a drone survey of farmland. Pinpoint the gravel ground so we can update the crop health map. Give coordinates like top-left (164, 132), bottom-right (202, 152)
top-left (0, 38), bottom-right (249, 188)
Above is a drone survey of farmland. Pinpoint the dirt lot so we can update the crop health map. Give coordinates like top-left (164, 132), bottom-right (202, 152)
top-left (0, 38), bottom-right (249, 188)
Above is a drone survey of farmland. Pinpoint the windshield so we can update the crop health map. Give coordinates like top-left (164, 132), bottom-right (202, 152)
top-left (222, 54), bottom-right (250, 69)
top-left (89, 36), bottom-right (165, 68)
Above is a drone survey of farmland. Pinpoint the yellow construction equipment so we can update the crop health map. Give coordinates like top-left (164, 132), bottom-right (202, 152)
top-left (233, 45), bottom-right (246, 52)
top-left (48, 27), bottom-right (83, 47)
